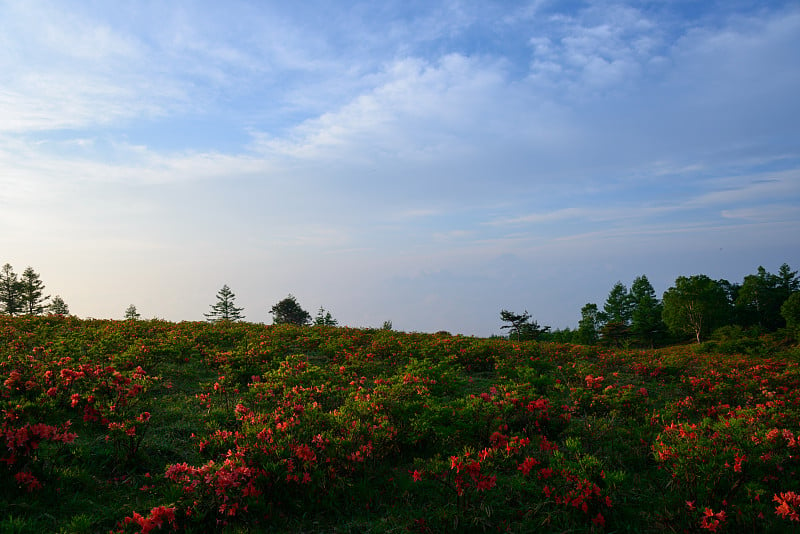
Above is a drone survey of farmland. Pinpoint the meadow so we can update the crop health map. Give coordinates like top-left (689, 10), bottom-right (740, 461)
top-left (1, 315), bottom-right (799, 533)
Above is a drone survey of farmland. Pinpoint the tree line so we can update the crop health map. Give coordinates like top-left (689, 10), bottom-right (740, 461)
top-left (201, 285), bottom-right (339, 327)
top-left (0, 263), bottom-right (69, 316)
top-left (503, 263), bottom-right (800, 346)
top-left (5, 260), bottom-right (799, 346)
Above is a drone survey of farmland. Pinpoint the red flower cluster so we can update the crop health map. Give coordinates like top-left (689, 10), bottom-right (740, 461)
top-left (773, 491), bottom-right (800, 522)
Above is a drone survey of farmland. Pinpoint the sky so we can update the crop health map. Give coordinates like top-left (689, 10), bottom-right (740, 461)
top-left (1, 0), bottom-right (799, 336)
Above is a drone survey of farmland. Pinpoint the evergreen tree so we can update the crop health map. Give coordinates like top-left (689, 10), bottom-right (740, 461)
top-left (736, 266), bottom-right (787, 330)
top-left (48, 295), bottom-right (69, 316)
top-left (599, 321), bottom-right (632, 347)
top-left (603, 281), bottom-right (634, 325)
top-left (576, 303), bottom-right (600, 345)
top-left (629, 275), bottom-right (665, 347)
top-left (270, 295), bottom-right (311, 325)
top-left (205, 285), bottom-right (245, 322)
top-left (500, 309), bottom-right (549, 341)
top-left (314, 307), bottom-right (338, 326)
top-left (20, 266), bottom-right (49, 315)
top-left (124, 304), bottom-right (141, 320)
top-left (0, 263), bottom-right (23, 316)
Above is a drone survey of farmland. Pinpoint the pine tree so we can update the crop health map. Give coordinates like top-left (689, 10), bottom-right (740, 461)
top-left (0, 263), bottom-right (23, 316)
top-left (124, 304), bottom-right (141, 320)
top-left (205, 285), bottom-right (245, 322)
top-left (48, 295), bottom-right (70, 316)
top-left (603, 281), bottom-right (634, 325)
top-left (20, 266), bottom-right (49, 315)
top-left (314, 307), bottom-right (338, 326)
top-left (629, 275), bottom-right (665, 347)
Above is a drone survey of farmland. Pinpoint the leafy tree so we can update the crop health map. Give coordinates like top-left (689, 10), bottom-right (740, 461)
top-left (662, 275), bottom-right (728, 343)
top-left (736, 266), bottom-right (784, 330)
top-left (314, 307), bottom-right (338, 326)
top-left (603, 281), bottom-right (634, 325)
top-left (381, 320), bottom-right (393, 331)
top-left (48, 295), bottom-right (69, 316)
top-left (270, 294), bottom-right (311, 326)
top-left (19, 266), bottom-right (49, 315)
top-left (500, 309), bottom-right (549, 341)
top-left (781, 292), bottom-right (800, 332)
top-left (205, 285), bottom-right (245, 322)
top-left (576, 303), bottom-right (601, 345)
top-left (629, 275), bottom-right (665, 347)
top-left (0, 263), bottom-right (23, 316)
top-left (124, 304), bottom-right (141, 320)
top-left (544, 327), bottom-right (576, 343)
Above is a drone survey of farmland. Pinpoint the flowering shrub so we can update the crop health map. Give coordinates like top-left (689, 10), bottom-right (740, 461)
top-left (1, 316), bottom-right (799, 532)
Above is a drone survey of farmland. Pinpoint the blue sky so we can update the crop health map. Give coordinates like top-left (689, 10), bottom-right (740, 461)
top-left (1, 0), bottom-right (799, 335)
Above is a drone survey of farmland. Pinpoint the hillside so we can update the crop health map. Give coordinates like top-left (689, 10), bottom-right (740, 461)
top-left (2, 316), bottom-right (799, 532)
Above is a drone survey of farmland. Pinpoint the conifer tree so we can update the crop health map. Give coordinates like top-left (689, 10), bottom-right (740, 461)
top-left (0, 263), bottom-right (23, 316)
top-left (205, 285), bottom-right (245, 322)
top-left (20, 266), bottom-right (49, 315)
top-left (48, 295), bottom-right (69, 316)
top-left (314, 307), bottom-right (338, 326)
top-left (124, 304), bottom-right (141, 320)
top-left (629, 275), bottom-right (665, 347)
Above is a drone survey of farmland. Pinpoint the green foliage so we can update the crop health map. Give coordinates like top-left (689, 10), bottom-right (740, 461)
top-left (2, 305), bottom-right (800, 532)
top-left (500, 309), bottom-right (550, 341)
top-left (781, 292), bottom-right (800, 332)
top-left (47, 295), bottom-right (69, 316)
top-left (313, 306), bottom-right (338, 326)
top-left (576, 303), bottom-right (600, 345)
top-left (629, 275), bottom-right (666, 347)
top-left (599, 321), bottom-right (631, 348)
top-left (603, 281), bottom-right (634, 325)
top-left (20, 267), bottom-right (49, 316)
top-left (270, 294), bottom-right (311, 325)
top-left (0, 263), bottom-right (23, 316)
top-left (736, 265), bottom-right (797, 330)
top-left (204, 284), bottom-right (244, 322)
top-left (124, 304), bottom-right (141, 321)
top-left (662, 275), bottom-right (729, 343)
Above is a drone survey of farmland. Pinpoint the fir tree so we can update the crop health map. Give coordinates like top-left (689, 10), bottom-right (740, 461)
top-left (205, 285), bottom-right (245, 322)
top-left (20, 266), bottom-right (49, 315)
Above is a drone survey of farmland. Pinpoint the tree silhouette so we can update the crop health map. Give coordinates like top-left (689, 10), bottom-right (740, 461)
top-left (270, 295), bottom-right (311, 325)
top-left (0, 263), bottom-right (23, 316)
top-left (500, 309), bottom-right (549, 341)
top-left (48, 295), bottom-right (69, 316)
top-left (125, 304), bottom-right (141, 320)
top-left (205, 285), bottom-right (245, 322)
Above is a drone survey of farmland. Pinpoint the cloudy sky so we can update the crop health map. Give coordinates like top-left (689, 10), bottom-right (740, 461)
top-left (1, 1), bottom-right (799, 335)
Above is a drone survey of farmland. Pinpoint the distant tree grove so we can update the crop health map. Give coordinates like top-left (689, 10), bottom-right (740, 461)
top-left (0, 263), bottom-right (67, 317)
top-left (534, 263), bottom-right (799, 347)
top-left (4, 260), bottom-right (799, 347)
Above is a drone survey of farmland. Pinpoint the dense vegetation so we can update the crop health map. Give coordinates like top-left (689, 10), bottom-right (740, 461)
top-left (2, 316), bottom-right (799, 532)
top-left (3, 263), bottom-right (799, 346)
top-left (532, 265), bottom-right (800, 348)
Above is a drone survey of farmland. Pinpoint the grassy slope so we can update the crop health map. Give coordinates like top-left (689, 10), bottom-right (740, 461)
top-left (1, 316), bottom-right (798, 533)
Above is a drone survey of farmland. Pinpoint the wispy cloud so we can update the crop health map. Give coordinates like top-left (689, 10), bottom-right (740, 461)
top-left (0, 1), bottom-right (797, 333)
